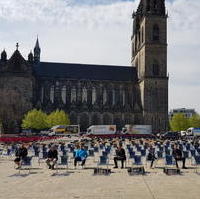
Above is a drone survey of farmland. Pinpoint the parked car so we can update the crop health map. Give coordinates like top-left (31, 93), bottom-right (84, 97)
top-left (162, 131), bottom-right (180, 139)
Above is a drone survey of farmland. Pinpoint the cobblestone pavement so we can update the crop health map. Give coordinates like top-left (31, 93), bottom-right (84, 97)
top-left (0, 155), bottom-right (200, 199)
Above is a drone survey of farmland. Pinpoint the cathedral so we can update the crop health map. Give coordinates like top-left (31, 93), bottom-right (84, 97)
top-left (0, 0), bottom-right (168, 133)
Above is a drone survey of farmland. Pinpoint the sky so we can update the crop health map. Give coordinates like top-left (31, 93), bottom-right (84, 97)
top-left (0, 0), bottom-right (199, 113)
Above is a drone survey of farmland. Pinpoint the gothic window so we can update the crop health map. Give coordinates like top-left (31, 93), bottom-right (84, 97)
top-left (61, 86), bottom-right (67, 104)
top-left (147, 0), bottom-right (150, 11)
top-left (71, 87), bottom-right (76, 103)
top-left (153, 60), bottom-right (160, 76)
top-left (138, 30), bottom-right (141, 45)
top-left (141, 27), bottom-right (144, 43)
top-left (132, 42), bottom-right (135, 56)
top-left (135, 35), bottom-right (138, 51)
top-left (136, 58), bottom-right (140, 78)
top-left (50, 85), bottom-right (54, 104)
top-left (103, 89), bottom-right (107, 105)
top-left (41, 87), bottom-right (44, 103)
top-left (153, 0), bottom-right (157, 10)
top-left (153, 24), bottom-right (160, 41)
top-left (92, 87), bottom-right (96, 105)
top-left (122, 90), bottom-right (126, 106)
top-left (82, 87), bottom-right (87, 102)
top-left (112, 89), bottom-right (115, 105)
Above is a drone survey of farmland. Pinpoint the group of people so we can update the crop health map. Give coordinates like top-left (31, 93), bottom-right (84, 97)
top-left (13, 137), bottom-right (196, 170)
top-left (147, 144), bottom-right (187, 169)
top-left (14, 143), bottom-right (88, 170)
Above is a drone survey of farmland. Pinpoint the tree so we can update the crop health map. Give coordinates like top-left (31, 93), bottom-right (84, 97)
top-left (46, 109), bottom-right (70, 128)
top-left (170, 113), bottom-right (190, 131)
top-left (189, 114), bottom-right (200, 128)
top-left (22, 109), bottom-right (48, 130)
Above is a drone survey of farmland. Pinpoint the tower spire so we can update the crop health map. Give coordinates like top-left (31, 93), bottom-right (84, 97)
top-left (34, 36), bottom-right (41, 63)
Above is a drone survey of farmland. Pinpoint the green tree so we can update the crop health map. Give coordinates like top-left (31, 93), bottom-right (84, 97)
top-left (170, 113), bottom-right (190, 131)
top-left (189, 114), bottom-right (200, 128)
top-left (22, 109), bottom-right (48, 130)
top-left (46, 109), bottom-right (70, 128)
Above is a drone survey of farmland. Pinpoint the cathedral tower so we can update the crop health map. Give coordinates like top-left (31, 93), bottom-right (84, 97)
top-left (132, 0), bottom-right (168, 132)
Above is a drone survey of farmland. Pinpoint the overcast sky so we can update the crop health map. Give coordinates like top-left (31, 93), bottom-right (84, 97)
top-left (0, 0), bottom-right (199, 113)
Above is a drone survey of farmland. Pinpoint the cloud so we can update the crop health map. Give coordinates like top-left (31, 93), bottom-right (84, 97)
top-left (0, 0), bottom-right (199, 113)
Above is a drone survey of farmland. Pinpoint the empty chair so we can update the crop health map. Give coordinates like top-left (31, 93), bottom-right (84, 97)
top-left (19, 156), bottom-right (33, 174)
top-left (165, 155), bottom-right (176, 168)
top-left (129, 151), bottom-right (135, 159)
top-left (133, 155), bottom-right (142, 166)
top-left (183, 151), bottom-right (189, 159)
top-left (190, 150), bottom-right (196, 157)
top-left (193, 156), bottom-right (200, 173)
top-left (56, 156), bottom-right (69, 173)
top-left (156, 150), bottom-right (163, 159)
top-left (102, 151), bottom-right (108, 157)
top-left (94, 146), bottom-right (99, 153)
top-left (98, 156), bottom-right (109, 169)
top-left (88, 149), bottom-right (94, 157)
top-left (141, 149), bottom-right (146, 157)
top-left (38, 151), bottom-right (48, 165)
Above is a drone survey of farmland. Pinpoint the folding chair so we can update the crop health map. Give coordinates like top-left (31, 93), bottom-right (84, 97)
top-left (38, 151), bottom-right (48, 165)
top-left (56, 156), bottom-right (69, 174)
top-left (94, 155), bottom-right (110, 175)
top-left (98, 156), bottom-right (109, 170)
top-left (19, 156), bottom-right (33, 174)
top-left (192, 155), bottom-right (200, 173)
top-left (163, 155), bottom-right (180, 175)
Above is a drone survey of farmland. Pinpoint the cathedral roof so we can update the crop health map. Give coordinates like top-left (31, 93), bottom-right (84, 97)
top-left (34, 62), bottom-right (137, 82)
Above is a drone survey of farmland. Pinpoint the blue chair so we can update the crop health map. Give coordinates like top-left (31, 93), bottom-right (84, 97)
top-left (38, 151), bottom-right (48, 165)
top-left (129, 151), bottom-right (135, 159)
top-left (20, 156), bottom-right (33, 174)
top-left (183, 151), bottom-right (189, 159)
top-left (165, 155), bottom-right (175, 168)
top-left (157, 151), bottom-right (163, 159)
top-left (56, 156), bottom-right (69, 173)
top-left (94, 146), bottom-right (99, 153)
top-left (88, 149), bottom-right (94, 157)
top-left (193, 156), bottom-right (200, 173)
top-left (186, 144), bottom-right (191, 151)
top-left (98, 156), bottom-right (109, 169)
top-left (102, 151), bottom-right (108, 157)
top-left (133, 155), bottom-right (142, 166)
top-left (141, 149), bottom-right (146, 157)
top-left (190, 150), bottom-right (196, 157)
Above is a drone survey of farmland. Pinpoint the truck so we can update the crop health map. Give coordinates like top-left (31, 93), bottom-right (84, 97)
top-left (187, 127), bottom-right (200, 136)
top-left (122, 125), bottom-right (152, 135)
top-left (86, 125), bottom-right (116, 135)
top-left (48, 125), bottom-right (80, 136)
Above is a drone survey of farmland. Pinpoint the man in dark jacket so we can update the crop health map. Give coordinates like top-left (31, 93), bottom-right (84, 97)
top-left (113, 143), bottom-right (126, 169)
top-left (147, 146), bottom-right (157, 168)
top-left (46, 145), bottom-right (58, 169)
top-left (14, 144), bottom-right (28, 169)
top-left (172, 144), bottom-right (187, 169)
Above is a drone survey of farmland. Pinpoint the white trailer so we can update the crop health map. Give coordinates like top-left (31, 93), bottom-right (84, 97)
top-left (87, 125), bottom-right (116, 135)
top-left (122, 125), bottom-right (152, 135)
top-left (187, 127), bottom-right (200, 136)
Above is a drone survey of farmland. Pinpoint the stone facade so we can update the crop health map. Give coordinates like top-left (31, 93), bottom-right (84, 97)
top-left (0, 0), bottom-right (168, 133)
top-left (131, 0), bottom-right (169, 132)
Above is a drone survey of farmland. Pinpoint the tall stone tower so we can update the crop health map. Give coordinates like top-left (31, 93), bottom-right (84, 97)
top-left (131, 0), bottom-right (168, 133)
